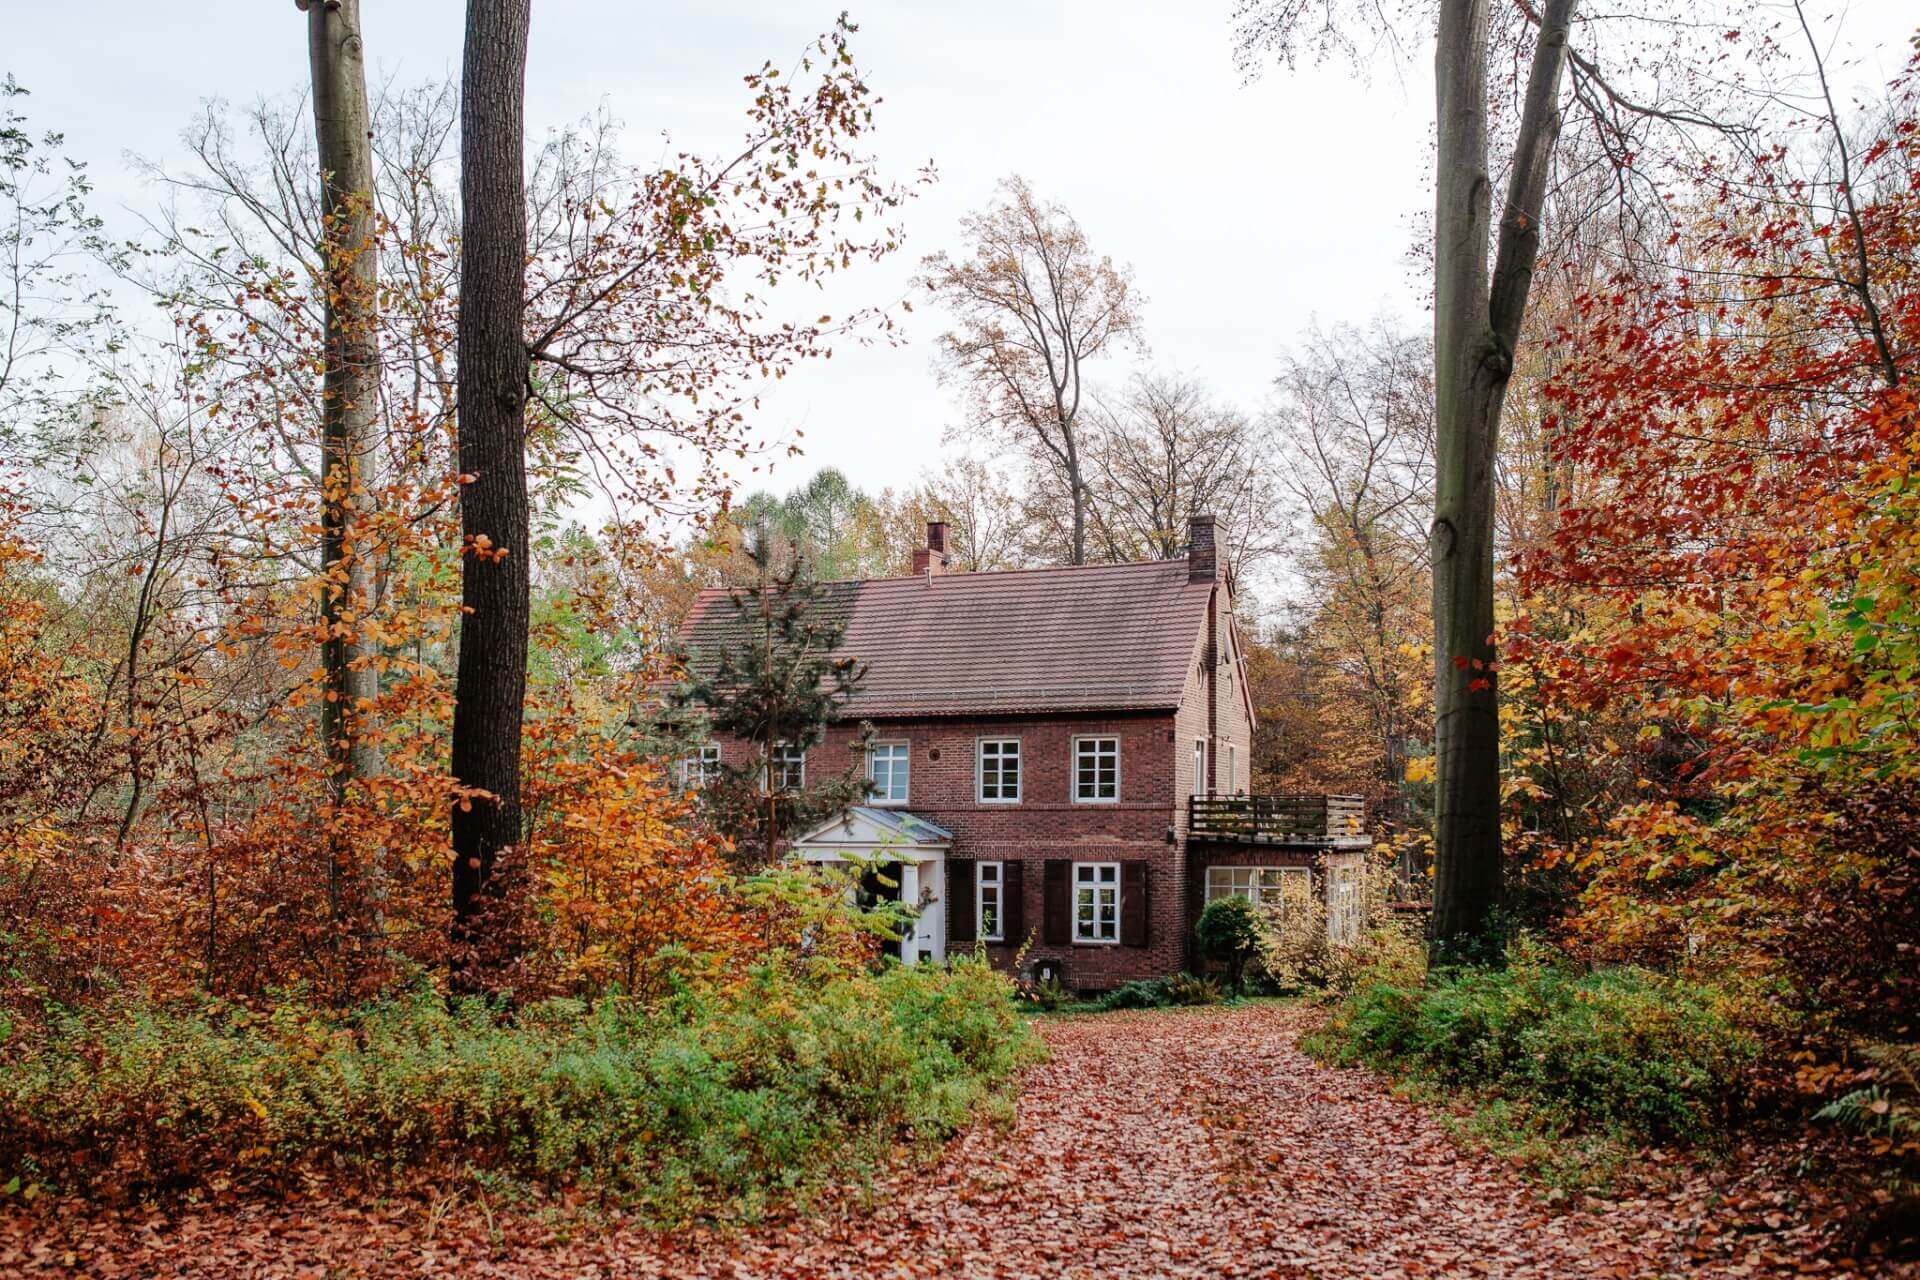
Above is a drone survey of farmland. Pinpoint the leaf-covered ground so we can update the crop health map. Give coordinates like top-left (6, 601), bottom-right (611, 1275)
top-left (3, 1003), bottom-right (1911, 1277)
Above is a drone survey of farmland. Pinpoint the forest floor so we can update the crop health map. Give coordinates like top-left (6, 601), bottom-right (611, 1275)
top-left (3, 1003), bottom-right (1912, 1278)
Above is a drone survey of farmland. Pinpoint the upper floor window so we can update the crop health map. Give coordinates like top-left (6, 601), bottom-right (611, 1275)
top-left (978, 738), bottom-right (1022, 803)
top-left (867, 740), bottom-right (910, 805)
top-left (977, 861), bottom-right (1005, 942)
top-left (1073, 736), bottom-right (1119, 803)
top-left (681, 743), bottom-right (721, 790)
top-left (1224, 743), bottom-right (1237, 795)
top-left (1192, 738), bottom-right (1208, 799)
top-left (1073, 861), bottom-right (1120, 943)
top-left (767, 743), bottom-right (805, 793)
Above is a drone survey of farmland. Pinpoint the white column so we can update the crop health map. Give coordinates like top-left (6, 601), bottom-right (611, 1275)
top-left (897, 860), bottom-right (920, 963)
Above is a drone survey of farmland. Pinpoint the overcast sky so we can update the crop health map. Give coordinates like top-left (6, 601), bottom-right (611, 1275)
top-left (9, 1), bottom-right (1917, 506)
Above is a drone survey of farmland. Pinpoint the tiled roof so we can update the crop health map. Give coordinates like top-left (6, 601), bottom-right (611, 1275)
top-left (679, 558), bottom-right (1216, 718)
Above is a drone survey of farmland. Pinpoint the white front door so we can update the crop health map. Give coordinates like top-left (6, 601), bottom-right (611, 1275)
top-left (897, 851), bottom-right (946, 964)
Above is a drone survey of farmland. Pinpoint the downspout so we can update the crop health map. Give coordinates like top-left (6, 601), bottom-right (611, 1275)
top-left (1206, 585), bottom-right (1218, 794)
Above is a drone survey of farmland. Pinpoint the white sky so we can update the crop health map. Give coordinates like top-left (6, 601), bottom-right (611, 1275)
top-left (9, 1), bottom-right (1917, 505)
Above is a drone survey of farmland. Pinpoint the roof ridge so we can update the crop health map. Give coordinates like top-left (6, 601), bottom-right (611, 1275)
top-left (691, 555), bottom-right (1190, 598)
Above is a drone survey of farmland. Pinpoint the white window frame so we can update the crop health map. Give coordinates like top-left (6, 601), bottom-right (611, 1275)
top-left (1327, 863), bottom-right (1364, 945)
top-left (1224, 743), bottom-right (1237, 795)
top-left (680, 743), bottom-right (721, 790)
top-left (977, 737), bottom-right (1022, 804)
top-left (976, 860), bottom-right (1005, 942)
top-left (1205, 865), bottom-right (1311, 910)
top-left (1072, 736), bottom-right (1120, 805)
top-left (1192, 738), bottom-right (1208, 799)
top-left (1073, 861), bottom-right (1121, 944)
top-left (866, 739), bottom-right (910, 806)
top-left (766, 742), bottom-right (806, 793)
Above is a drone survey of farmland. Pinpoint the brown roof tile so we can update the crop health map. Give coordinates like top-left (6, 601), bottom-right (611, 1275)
top-left (680, 559), bottom-right (1216, 718)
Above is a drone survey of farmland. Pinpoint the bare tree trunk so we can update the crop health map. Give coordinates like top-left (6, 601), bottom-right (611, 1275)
top-left (1064, 428), bottom-right (1087, 565)
top-left (1428, 0), bottom-right (1574, 965)
top-left (449, 0), bottom-right (532, 995)
top-left (303, 0), bottom-right (385, 951)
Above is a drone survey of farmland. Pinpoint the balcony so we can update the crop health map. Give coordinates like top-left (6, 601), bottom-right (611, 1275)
top-left (1187, 793), bottom-right (1369, 846)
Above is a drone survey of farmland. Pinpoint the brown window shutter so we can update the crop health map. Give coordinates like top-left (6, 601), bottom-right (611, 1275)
top-left (948, 860), bottom-right (976, 945)
top-left (1043, 859), bottom-right (1071, 945)
top-left (1121, 862), bottom-right (1149, 947)
top-left (1002, 860), bottom-right (1026, 943)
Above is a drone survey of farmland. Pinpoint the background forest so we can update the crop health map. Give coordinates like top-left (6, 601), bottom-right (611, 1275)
top-left (0, 0), bottom-right (1918, 1260)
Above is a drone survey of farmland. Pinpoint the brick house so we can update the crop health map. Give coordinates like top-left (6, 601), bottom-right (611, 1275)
top-left (676, 514), bottom-right (1371, 991)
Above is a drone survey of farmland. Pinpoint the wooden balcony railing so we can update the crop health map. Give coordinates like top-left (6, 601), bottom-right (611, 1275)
top-left (1188, 793), bottom-right (1368, 845)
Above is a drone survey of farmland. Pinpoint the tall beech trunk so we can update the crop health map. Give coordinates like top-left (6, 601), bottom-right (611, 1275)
top-left (449, 0), bottom-right (532, 993)
top-left (1428, 0), bottom-right (1574, 965)
top-left (302, 0), bottom-right (384, 932)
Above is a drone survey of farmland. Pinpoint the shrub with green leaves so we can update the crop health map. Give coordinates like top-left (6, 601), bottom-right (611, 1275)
top-left (0, 957), bottom-right (1040, 1216)
top-left (1195, 896), bottom-right (1265, 994)
top-left (1819, 1042), bottom-right (1920, 1185)
top-left (1096, 974), bottom-right (1223, 1011)
top-left (1310, 941), bottom-right (1766, 1143)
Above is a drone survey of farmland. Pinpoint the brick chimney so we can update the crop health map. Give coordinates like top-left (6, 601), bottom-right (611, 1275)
top-left (911, 520), bottom-right (950, 576)
top-left (1187, 513), bottom-right (1218, 582)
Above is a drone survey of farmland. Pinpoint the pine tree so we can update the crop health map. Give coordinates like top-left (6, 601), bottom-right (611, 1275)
top-left (674, 527), bottom-right (873, 867)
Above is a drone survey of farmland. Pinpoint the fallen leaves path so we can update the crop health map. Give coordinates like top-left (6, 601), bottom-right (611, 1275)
top-left (3, 1004), bottom-right (1906, 1277)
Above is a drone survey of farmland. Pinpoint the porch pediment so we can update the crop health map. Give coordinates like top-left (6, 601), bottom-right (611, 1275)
top-left (791, 806), bottom-right (953, 861)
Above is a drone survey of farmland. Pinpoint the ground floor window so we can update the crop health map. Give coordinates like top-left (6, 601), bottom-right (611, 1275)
top-left (977, 860), bottom-right (1004, 941)
top-left (1073, 861), bottom-right (1120, 943)
top-left (1205, 865), bottom-right (1310, 910)
top-left (1327, 861), bottom-right (1364, 944)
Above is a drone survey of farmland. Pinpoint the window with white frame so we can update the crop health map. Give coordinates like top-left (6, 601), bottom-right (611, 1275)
top-left (977, 738), bottom-right (1021, 803)
top-left (866, 740), bottom-right (909, 805)
top-left (1205, 865), bottom-right (1311, 912)
top-left (680, 744), bottom-right (721, 790)
top-left (1073, 861), bottom-right (1120, 943)
top-left (1327, 862), bottom-right (1364, 945)
top-left (766, 743), bottom-right (805, 792)
top-left (977, 861), bottom-right (1004, 941)
top-left (1073, 737), bottom-right (1119, 803)
top-left (1224, 743), bottom-right (1237, 795)
top-left (1192, 738), bottom-right (1208, 798)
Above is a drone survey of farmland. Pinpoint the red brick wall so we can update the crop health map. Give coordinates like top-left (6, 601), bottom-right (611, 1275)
top-left (697, 710), bottom-right (1186, 989)
top-left (686, 576), bottom-right (1262, 991)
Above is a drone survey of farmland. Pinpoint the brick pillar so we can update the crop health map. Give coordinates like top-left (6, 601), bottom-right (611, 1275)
top-left (912, 520), bottom-right (950, 576)
top-left (1187, 513), bottom-right (1217, 582)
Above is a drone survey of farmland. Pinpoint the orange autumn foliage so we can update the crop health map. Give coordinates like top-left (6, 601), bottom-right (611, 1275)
top-left (1509, 50), bottom-right (1920, 1055)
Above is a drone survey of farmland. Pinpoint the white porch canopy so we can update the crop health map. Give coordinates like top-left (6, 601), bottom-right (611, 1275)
top-left (791, 806), bottom-right (953, 964)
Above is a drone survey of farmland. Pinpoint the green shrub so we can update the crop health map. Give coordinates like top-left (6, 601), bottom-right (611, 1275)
top-left (1162, 972), bottom-right (1223, 1007)
top-left (1195, 896), bottom-right (1264, 994)
top-left (1819, 1042), bottom-right (1920, 1188)
top-left (1096, 974), bottom-right (1222, 1011)
top-left (1310, 941), bottom-right (1765, 1144)
top-left (1098, 979), bottom-right (1168, 1011)
top-left (1024, 977), bottom-right (1072, 1012)
top-left (0, 958), bottom-right (1040, 1217)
